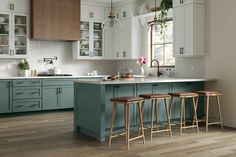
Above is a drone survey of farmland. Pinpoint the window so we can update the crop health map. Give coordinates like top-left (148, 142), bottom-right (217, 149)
top-left (148, 19), bottom-right (175, 67)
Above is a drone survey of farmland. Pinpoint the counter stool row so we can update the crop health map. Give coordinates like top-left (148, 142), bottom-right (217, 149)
top-left (109, 91), bottom-right (223, 150)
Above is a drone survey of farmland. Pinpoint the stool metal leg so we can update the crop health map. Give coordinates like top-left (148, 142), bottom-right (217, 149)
top-left (164, 98), bottom-right (172, 137)
top-left (216, 95), bottom-right (223, 129)
top-left (137, 101), bottom-right (145, 144)
top-left (109, 103), bottom-right (117, 147)
top-left (206, 96), bottom-right (210, 132)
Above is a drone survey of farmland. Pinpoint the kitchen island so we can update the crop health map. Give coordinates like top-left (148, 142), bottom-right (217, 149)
top-left (74, 77), bottom-right (215, 142)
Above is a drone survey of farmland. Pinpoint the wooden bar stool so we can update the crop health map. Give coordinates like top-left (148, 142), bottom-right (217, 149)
top-left (109, 96), bottom-right (145, 150)
top-left (169, 92), bottom-right (199, 136)
top-left (195, 91), bottom-right (223, 132)
top-left (139, 94), bottom-right (172, 141)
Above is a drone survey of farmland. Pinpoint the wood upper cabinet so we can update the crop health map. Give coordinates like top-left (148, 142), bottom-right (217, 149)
top-left (30, 0), bottom-right (80, 41)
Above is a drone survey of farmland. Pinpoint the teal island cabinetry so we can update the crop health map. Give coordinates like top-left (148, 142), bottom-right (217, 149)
top-left (74, 78), bottom-right (214, 142)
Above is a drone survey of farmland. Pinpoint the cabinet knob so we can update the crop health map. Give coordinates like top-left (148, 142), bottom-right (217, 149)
top-left (90, 12), bottom-right (94, 18)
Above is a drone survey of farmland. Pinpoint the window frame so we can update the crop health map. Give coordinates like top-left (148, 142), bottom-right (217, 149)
top-left (149, 18), bottom-right (175, 68)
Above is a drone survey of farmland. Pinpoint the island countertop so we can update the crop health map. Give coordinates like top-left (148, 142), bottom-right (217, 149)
top-left (74, 77), bottom-right (217, 85)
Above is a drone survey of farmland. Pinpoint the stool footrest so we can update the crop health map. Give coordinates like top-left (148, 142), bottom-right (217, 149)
top-left (182, 125), bottom-right (198, 129)
top-left (152, 129), bottom-right (171, 134)
top-left (129, 135), bottom-right (145, 142)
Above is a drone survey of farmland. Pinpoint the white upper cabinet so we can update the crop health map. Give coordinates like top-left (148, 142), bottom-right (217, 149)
top-left (81, 4), bottom-right (105, 21)
top-left (10, 0), bottom-right (29, 13)
top-left (114, 3), bottom-right (133, 20)
top-left (113, 17), bottom-right (142, 60)
top-left (0, 0), bottom-right (29, 13)
top-left (173, 0), bottom-right (205, 7)
top-left (173, 0), bottom-right (205, 57)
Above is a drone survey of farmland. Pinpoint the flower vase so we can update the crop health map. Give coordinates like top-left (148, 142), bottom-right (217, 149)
top-left (20, 70), bottom-right (30, 77)
top-left (140, 66), bottom-right (145, 76)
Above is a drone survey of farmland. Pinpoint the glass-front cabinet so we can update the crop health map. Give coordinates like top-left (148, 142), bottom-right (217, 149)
top-left (72, 20), bottom-right (104, 59)
top-left (0, 12), bottom-right (28, 58)
top-left (14, 14), bottom-right (28, 56)
top-left (0, 12), bottom-right (10, 56)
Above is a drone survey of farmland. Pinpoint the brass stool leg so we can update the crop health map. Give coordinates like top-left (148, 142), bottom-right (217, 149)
top-left (127, 103), bottom-right (130, 150)
top-left (164, 98), bottom-right (172, 137)
top-left (180, 97), bottom-right (184, 136)
top-left (206, 96), bottom-right (210, 132)
top-left (150, 99), bottom-right (155, 141)
top-left (192, 96), bottom-right (199, 133)
top-left (216, 95), bottom-right (223, 129)
top-left (109, 103), bottom-right (117, 147)
top-left (137, 101), bottom-right (145, 144)
top-left (155, 99), bottom-right (159, 133)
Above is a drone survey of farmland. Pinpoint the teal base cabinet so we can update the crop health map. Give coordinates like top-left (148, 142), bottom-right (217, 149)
top-left (74, 81), bottom-right (205, 143)
top-left (12, 79), bottom-right (42, 113)
top-left (43, 86), bottom-right (74, 110)
top-left (42, 79), bottom-right (74, 110)
top-left (0, 80), bottom-right (12, 113)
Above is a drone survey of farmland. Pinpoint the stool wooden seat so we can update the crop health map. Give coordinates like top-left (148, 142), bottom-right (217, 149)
top-left (195, 91), bottom-right (223, 132)
top-left (109, 97), bottom-right (145, 150)
top-left (139, 94), bottom-right (172, 141)
top-left (169, 92), bottom-right (199, 136)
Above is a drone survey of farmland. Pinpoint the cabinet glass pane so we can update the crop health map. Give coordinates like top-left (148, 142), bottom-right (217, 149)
top-left (0, 13), bottom-right (10, 55)
top-left (80, 21), bottom-right (90, 56)
top-left (93, 22), bottom-right (103, 57)
top-left (14, 15), bottom-right (27, 55)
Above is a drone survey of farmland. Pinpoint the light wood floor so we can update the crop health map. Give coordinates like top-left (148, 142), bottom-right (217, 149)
top-left (0, 111), bottom-right (236, 157)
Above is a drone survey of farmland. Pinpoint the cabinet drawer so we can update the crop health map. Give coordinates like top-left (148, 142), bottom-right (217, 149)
top-left (13, 79), bottom-right (41, 87)
top-left (13, 87), bottom-right (41, 100)
top-left (43, 79), bottom-right (75, 86)
top-left (13, 99), bottom-right (41, 112)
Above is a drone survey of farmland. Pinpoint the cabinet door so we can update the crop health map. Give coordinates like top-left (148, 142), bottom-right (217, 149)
top-left (0, 80), bottom-right (12, 113)
top-left (0, 12), bottom-right (11, 57)
top-left (11, 0), bottom-right (29, 13)
top-left (171, 83), bottom-right (187, 119)
top-left (12, 13), bottom-right (29, 57)
top-left (137, 83), bottom-right (170, 123)
top-left (104, 8), bottom-right (114, 59)
top-left (89, 6), bottom-right (104, 21)
top-left (182, 4), bottom-right (194, 56)
top-left (92, 21), bottom-right (103, 58)
top-left (173, 6), bottom-right (183, 57)
top-left (79, 21), bottom-right (90, 58)
top-left (105, 85), bottom-right (136, 129)
top-left (60, 86), bottom-right (74, 109)
top-left (42, 86), bottom-right (59, 110)
top-left (0, 0), bottom-right (10, 12)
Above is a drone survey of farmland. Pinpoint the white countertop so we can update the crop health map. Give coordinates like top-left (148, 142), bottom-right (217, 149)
top-left (74, 77), bottom-right (217, 85)
top-left (0, 75), bottom-right (107, 80)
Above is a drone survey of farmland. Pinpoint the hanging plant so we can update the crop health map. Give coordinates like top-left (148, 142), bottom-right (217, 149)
top-left (158, 0), bottom-right (173, 33)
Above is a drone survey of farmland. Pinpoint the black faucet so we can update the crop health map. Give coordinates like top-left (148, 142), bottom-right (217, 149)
top-left (150, 59), bottom-right (162, 77)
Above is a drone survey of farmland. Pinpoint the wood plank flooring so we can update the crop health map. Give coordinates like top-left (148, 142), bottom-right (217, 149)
top-left (0, 111), bottom-right (236, 157)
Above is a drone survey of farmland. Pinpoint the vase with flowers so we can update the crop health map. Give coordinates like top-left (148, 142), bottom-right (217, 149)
top-left (18, 59), bottom-right (30, 77)
top-left (136, 56), bottom-right (146, 76)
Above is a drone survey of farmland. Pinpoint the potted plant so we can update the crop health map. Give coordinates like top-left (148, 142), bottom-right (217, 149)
top-left (159, 0), bottom-right (173, 33)
top-left (18, 59), bottom-right (30, 77)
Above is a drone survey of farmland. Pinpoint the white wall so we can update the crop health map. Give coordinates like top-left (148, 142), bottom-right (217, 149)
top-left (0, 41), bottom-right (117, 76)
top-left (205, 0), bottom-right (236, 127)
